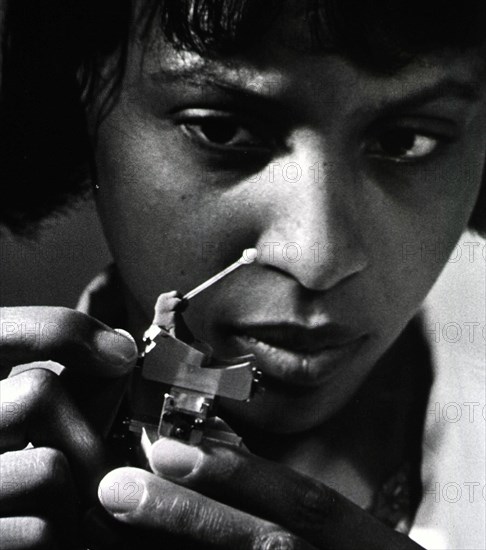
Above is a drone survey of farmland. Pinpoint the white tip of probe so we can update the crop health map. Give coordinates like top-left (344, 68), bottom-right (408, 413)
top-left (241, 248), bottom-right (258, 264)
top-left (182, 247), bottom-right (258, 301)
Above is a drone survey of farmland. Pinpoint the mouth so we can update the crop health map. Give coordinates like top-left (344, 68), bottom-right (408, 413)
top-left (224, 323), bottom-right (368, 387)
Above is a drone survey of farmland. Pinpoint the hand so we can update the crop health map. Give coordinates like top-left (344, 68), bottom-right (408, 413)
top-left (97, 436), bottom-right (426, 550)
top-left (0, 306), bottom-right (138, 549)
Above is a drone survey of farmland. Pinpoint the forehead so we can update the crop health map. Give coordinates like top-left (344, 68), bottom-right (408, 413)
top-left (123, 0), bottom-right (486, 121)
top-left (133, 0), bottom-right (486, 91)
top-left (139, 35), bottom-right (486, 112)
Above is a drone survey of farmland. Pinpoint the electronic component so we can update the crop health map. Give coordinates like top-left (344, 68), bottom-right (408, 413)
top-left (129, 250), bottom-right (261, 456)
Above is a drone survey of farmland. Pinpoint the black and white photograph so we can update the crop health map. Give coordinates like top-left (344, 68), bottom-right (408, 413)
top-left (0, 1), bottom-right (485, 548)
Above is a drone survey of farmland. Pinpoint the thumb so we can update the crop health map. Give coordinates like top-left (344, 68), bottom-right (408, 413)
top-left (60, 328), bottom-right (138, 438)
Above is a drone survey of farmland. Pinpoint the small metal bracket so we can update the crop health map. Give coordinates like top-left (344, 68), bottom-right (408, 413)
top-left (129, 325), bottom-right (261, 452)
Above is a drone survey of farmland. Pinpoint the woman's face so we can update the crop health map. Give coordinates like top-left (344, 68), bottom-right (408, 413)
top-left (93, 14), bottom-right (486, 433)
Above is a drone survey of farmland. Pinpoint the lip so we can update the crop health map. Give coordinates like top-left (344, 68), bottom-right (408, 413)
top-left (225, 323), bottom-right (368, 387)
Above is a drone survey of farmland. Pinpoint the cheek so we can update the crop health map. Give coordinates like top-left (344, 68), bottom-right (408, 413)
top-left (354, 139), bottom-right (485, 348)
top-left (93, 114), bottom-right (257, 320)
top-left (371, 168), bottom-right (483, 330)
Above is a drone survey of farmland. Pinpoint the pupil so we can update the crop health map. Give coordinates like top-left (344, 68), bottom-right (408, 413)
top-left (202, 121), bottom-right (237, 144)
top-left (383, 129), bottom-right (415, 155)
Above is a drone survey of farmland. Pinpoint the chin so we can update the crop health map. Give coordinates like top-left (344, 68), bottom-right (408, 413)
top-left (220, 389), bottom-right (343, 435)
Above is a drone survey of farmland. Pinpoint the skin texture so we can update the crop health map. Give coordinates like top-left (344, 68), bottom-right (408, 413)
top-left (94, 35), bottom-right (486, 436)
top-left (87, 18), bottom-right (486, 545)
top-left (0, 308), bottom-right (138, 548)
top-left (2, 4), bottom-right (486, 548)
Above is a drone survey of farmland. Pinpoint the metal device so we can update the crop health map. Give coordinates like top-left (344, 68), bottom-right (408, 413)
top-left (128, 250), bottom-right (261, 457)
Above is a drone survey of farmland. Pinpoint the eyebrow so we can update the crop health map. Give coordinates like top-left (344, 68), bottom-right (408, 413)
top-left (148, 64), bottom-right (288, 117)
top-left (150, 64), bottom-right (285, 97)
top-left (380, 78), bottom-right (483, 111)
top-left (150, 65), bottom-right (484, 112)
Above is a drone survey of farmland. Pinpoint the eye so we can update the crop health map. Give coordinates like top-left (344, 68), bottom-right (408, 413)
top-left (367, 128), bottom-right (441, 162)
top-left (178, 112), bottom-right (270, 152)
top-left (183, 120), bottom-right (257, 147)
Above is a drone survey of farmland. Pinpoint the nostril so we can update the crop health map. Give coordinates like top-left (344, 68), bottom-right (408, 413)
top-left (253, 238), bottom-right (368, 293)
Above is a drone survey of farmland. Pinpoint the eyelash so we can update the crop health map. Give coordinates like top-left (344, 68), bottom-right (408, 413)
top-left (364, 127), bottom-right (452, 164)
top-left (176, 111), bottom-right (453, 164)
top-left (177, 111), bottom-right (275, 158)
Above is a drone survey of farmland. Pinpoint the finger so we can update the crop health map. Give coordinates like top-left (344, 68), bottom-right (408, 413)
top-left (0, 306), bottom-right (137, 377)
top-left (0, 369), bottom-right (108, 501)
top-left (83, 505), bottom-right (201, 550)
top-left (149, 438), bottom-right (422, 550)
top-left (0, 517), bottom-right (59, 550)
top-left (59, 369), bottom-right (130, 438)
top-left (0, 448), bottom-right (79, 543)
top-left (82, 506), bottom-right (130, 550)
top-left (0, 306), bottom-right (138, 436)
top-left (98, 468), bottom-right (316, 549)
top-left (0, 448), bottom-right (77, 516)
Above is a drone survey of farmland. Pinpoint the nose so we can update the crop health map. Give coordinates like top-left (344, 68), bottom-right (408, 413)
top-left (255, 133), bottom-right (369, 291)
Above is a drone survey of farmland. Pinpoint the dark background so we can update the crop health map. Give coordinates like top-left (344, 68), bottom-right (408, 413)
top-left (0, 197), bottom-right (111, 307)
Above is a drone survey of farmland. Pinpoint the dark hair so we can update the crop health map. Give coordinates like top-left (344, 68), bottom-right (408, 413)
top-left (1, 0), bottom-right (486, 235)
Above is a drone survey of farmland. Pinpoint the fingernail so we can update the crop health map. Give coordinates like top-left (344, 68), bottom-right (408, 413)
top-left (150, 438), bottom-right (203, 478)
top-left (98, 469), bottom-right (145, 515)
top-left (95, 329), bottom-right (139, 370)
